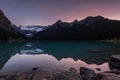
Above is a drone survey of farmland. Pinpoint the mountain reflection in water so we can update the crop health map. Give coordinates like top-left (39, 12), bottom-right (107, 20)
top-left (0, 41), bottom-right (120, 73)
top-left (0, 54), bottom-right (109, 73)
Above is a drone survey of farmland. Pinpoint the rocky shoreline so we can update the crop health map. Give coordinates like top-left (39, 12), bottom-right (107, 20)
top-left (0, 55), bottom-right (120, 80)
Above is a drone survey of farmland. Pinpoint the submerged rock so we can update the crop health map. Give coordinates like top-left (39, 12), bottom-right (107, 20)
top-left (31, 70), bottom-right (82, 80)
top-left (69, 67), bottom-right (78, 72)
top-left (51, 71), bottom-right (82, 80)
top-left (96, 68), bottom-right (102, 71)
top-left (1, 67), bottom-right (120, 80)
top-left (32, 67), bottom-right (39, 71)
top-left (31, 71), bottom-right (53, 80)
top-left (0, 73), bottom-right (27, 80)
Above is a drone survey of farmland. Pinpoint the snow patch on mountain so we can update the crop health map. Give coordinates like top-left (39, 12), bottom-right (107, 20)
top-left (20, 26), bottom-right (45, 32)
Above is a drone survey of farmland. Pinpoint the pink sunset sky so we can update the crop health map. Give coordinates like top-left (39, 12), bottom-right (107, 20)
top-left (0, 0), bottom-right (120, 26)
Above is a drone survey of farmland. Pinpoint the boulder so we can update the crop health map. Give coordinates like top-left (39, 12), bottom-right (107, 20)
top-left (80, 67), bottom-right (99, 80)
top-left (97, 72), bottom-right (120, 80)
top-left (109, 55), bottom-right (120, 71)
top-left (105, 71), bottom-right (120, 75)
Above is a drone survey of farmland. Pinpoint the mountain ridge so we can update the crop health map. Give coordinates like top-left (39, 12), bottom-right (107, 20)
top-left (32, 15), bottom-right (120, 40)
top-left (0, 9), bottom-right (120, 40)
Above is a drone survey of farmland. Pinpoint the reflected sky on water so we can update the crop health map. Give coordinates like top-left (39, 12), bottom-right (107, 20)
top-left (0, 41), bottom-right (120, 73)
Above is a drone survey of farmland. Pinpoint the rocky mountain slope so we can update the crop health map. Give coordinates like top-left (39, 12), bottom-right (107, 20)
top-left (0, 9), bottom-right (24, 40)
top-left (33, 16), bottom-right (120, 40)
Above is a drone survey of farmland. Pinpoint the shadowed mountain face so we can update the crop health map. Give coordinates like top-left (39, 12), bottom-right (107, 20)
top-left (0, 10), bottom-right (25, 40)
top-left (0, 10), bottom-right (13, 31)
top-left (33, 16), bottom-right (120, 40)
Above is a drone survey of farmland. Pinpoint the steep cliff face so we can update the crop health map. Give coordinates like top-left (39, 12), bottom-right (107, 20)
top-left (0, 10), bottom-right (13, 31)
top-left (0, 10), bottom-right (23, 40)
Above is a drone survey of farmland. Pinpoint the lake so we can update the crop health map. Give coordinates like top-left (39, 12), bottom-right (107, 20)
top-left (0, 41), bottom-right (120, 74)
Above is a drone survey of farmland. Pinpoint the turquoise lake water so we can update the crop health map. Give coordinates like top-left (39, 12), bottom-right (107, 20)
top-left (0, 41), bottom-right (120, 73)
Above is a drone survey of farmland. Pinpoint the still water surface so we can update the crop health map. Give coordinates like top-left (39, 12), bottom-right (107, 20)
top-left (0, 41), bottom-right (120, 73)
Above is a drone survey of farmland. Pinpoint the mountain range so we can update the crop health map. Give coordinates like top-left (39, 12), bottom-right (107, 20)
top-left (0, 9), bottom-right (120, 40)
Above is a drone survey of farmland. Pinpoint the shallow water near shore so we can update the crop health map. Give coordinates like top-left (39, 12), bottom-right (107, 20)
top-left (0, 41), bottom-right (120, 74)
